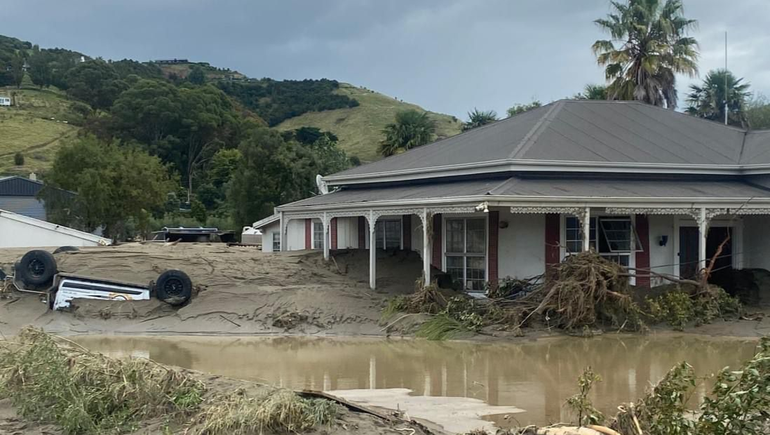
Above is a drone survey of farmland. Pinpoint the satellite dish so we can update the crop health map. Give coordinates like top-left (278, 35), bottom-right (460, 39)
top-left (316, 175), bottom-right (329, 195)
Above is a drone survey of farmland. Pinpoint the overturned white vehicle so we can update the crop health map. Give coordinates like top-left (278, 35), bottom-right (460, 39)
top-left (8, 249), bottom-right (193, 310)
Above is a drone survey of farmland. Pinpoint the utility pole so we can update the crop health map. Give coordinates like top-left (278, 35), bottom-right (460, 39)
top-left (724, 31), bottom-right (729, 126)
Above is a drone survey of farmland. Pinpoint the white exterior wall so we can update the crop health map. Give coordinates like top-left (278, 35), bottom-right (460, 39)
top-left (743, 215), bottom-right (770, 270)
top-left (336, 217), bottom-right (359, 249)
top-left (497, 209), bottom-right (546, 279)
top-left (261, 222), bottom-right (280, 253)
top-left (648, 215), bottom-right (676, 285)
top-left (0, 213), bottom-right (106, 248)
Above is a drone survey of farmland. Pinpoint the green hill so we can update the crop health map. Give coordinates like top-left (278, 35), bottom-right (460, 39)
top-left (276, 83), bottom-right (462, 162)
top-left (0, 87), bottom-right (80, 175)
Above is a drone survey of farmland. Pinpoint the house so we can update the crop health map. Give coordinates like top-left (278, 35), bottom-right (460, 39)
top-left (0, 175), bottom-right (72, 221)
top-left (0, 208), bottom-right (110, 248)
top-left (0, 96), bottom-right (11, 106)
top-left (255, 100), bottom-right (770, 291)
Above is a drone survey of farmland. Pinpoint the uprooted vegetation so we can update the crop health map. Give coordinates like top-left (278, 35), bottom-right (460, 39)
top-left (0, 328), bottom-right (349, 434)
top-left (468, 337), bottom-right (770, 435)
top-left (383, 252), bottom-right (745, 339)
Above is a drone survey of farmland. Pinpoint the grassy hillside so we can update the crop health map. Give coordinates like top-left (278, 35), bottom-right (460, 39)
top-left (276, 83), bottom-right (462, 162)
top-left (0, 87), bottom-right (80, 175)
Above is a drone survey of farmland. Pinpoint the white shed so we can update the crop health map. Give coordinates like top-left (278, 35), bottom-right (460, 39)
top-left (0, 96), bottom-right (11, 107)
top-left (0, 209), bottom-right (111, 248)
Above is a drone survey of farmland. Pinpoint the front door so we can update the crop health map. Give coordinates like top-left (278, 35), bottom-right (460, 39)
top-left (679, 227), bottom-right (699, 279)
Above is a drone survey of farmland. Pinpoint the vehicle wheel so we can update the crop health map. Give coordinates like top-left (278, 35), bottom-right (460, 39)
top-left (53, 246), bottom-right (79, 254)
top-left (16, 250), bottom-right (57, 287)
top-left (156, 270), bottom-right (192, 306)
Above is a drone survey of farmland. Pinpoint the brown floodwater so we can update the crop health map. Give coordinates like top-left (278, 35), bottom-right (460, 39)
top-left (74, 334), bottom-right (759, 432)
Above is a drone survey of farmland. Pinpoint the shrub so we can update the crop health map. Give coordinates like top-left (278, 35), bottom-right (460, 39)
top-left (565, 367), bottom-right (604, 426)
top-left (13, 152), bottom-right (23, 166)
top-left (647, 287), bottom-right (742, 330)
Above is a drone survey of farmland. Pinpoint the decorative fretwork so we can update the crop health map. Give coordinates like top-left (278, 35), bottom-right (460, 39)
top-left (732, 208), bottom-right (770, 215)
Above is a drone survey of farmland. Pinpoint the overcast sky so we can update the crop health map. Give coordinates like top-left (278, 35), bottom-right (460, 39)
top-left (3, 0), bottom-right (770, 119)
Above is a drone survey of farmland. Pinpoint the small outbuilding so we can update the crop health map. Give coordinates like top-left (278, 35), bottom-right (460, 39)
top-left (0, 209), bottom-right (111, 248)
top-left (0, 96), bottom-right (11, 106)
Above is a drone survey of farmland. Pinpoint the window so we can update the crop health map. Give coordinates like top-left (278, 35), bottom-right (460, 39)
top-left (375, 219), bottom-right (401, 250)
top-left (565, 216), bottom-right (641, 267)
top-left (272, 232), bottom-right (281, 252)
top-left (565, 217), bottom-right (596, 253)
top-left (313, 221), bottom-right (324, 250)
top-left (445, 217), bottom-right (486, 292)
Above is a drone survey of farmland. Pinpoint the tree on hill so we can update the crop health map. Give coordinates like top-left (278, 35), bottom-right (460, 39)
top-left (592, 0), bottom-right (698, 109)
top-left (379, 110), bottom-right (436, 157)
top-left (463, 108), bottom-right (498, 131)
top-left (574, 84), bottom-right (608, 100)
top-left (7, 53), bottom-right (24, 88)
top-left (507, 101), bottom-right (542, 117)
top-left (686, 69), bottom-right (751, 128)
top-left (41, 135), bottom-right (175, 239)
top-left (28, 51), bottom-right (54, 88)
top-left (187, 65), bottom-right (206, 85)
top-left (64, 61), bottom-right (128, 110)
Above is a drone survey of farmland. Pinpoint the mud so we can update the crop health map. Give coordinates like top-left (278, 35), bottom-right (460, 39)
top-left (0, 244), bottom-right (423, 337)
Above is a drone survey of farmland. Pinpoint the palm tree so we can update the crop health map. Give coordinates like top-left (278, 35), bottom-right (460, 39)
top-left (592, 0), bottom-right (699, 109)
top-left (463, 108), bottom-right (498, 131)
top-left (686, 69), bottom-right (751, 128)
top-left (574, 84), bottom-right (608, 100)
top-left (379, 110), bottom-right (436, 157)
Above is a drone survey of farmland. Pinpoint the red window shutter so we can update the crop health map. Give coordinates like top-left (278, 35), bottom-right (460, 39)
top-left (545, 214), bottom-right (560, 270)
top-left (488, 211), bottom-right (499, 288)
top-left (331, 218), bottom-right (338, 250)
top-left (358, 216), bottom-right (366, 249)
top-left (305, 219), bottom-right (312, 250)
top-left (635, 214), bottom-right (651, 288)
top-left (402, 215), bottom-right (411, 251)
top-left (431, 214), bottom-right (442, 269)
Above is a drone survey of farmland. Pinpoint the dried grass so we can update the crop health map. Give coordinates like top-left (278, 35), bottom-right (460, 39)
top-left (0, 328), bottom-right (341, 435)
top-left (0, 327), bottom-right (204, 434)
top-left (197, 389), bottom-right (339, 435)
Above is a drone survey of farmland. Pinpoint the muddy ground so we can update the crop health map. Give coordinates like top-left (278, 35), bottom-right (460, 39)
top-left (1, 243), bottom-right (769, 339)
top-left (0, 243), bottom-right (430, 338)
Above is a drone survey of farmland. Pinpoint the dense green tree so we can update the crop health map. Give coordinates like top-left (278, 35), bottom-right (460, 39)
top-left (507, 101), bottom-right (542, 117)
top-left (110, 59), bottom-right (163, 79)
top-left (746, 95), bottom-right (770, 130)
top-left (28, 51), bottom-right (53, 88)
top-left (110, 79), bottom-right (183, 144)
top-left (187, 66), bottom-right (206, 85)
top-left (9, 53), bottom-right (24, 88)
top-left (686, 69), bottom-right (751, 128)
top-left (218, 79), bottom-right (359, 126)
top-left (64, 61), bottom-right (128, 110)
top-left (42, 135), bottom-right (175, 239)
top-left (228, 128), bottom-right (315, 225)
top-left (463, 108), bottom-right (498, 131)
top-left (284, 126), bottom-right (339, 145)
top-left (593, 0), bottom-right (698, 108)
top-left (574, 84), bottom-right (608, 100)
top-left (379, 110), bottom-right (436, 157)
top-left (196, 148), bottom-right (242, 210)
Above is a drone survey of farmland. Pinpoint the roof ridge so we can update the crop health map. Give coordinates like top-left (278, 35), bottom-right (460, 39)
top-left (508, 100), bottom-right (565, 159)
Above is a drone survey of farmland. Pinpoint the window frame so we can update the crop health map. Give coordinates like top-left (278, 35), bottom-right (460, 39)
top-left (312, 220), bottom-right (324, 250)
top-left (272, 232), bottom-right (281, 252)
top-left (563, 215), bottom-right (641, 270)
top-left (375, 218), bottom-right (403, 251)
top-left (443, 215), bottom-right (488, 292)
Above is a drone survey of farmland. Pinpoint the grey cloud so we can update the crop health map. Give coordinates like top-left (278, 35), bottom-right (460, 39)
top-left (2, 1), bottom-right (769, 119)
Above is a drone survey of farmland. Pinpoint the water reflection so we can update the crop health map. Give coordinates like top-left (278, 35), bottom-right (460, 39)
top-left (75, 335), bottom-right (758, 427)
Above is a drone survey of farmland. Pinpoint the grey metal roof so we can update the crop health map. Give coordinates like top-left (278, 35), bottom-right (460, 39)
top-left (0, 197), bottom-right (46, 220)
top-left (0, 176), bottom-right (45, 196)
top-left (282, 176), bottom-right (770, 210)
top-left (330, 100), bottom-right (758, 180)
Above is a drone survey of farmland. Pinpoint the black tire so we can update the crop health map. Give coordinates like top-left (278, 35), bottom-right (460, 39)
top-left (53, 246), bottom-right (79, 254)
top-left (0, 269), bottom-right (6, 280)
top-left (16, 250), bottom-right (57, 287)
top-left (156, 270), bottom-right (192, 307)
